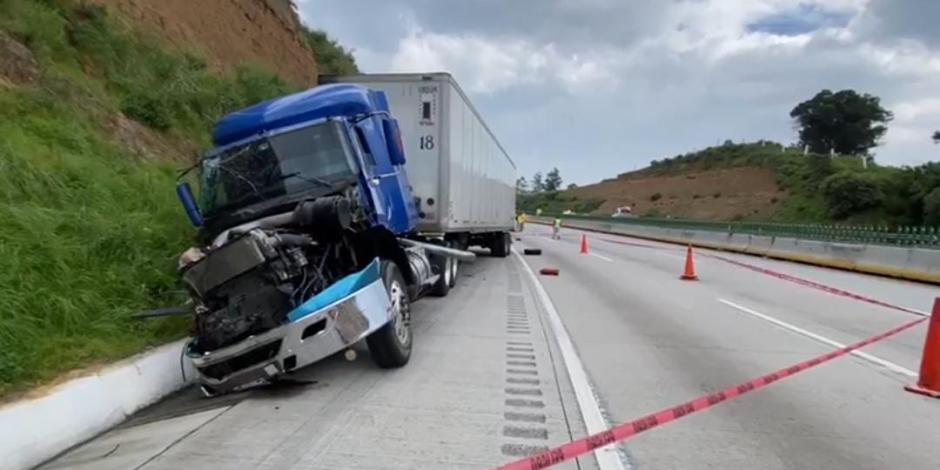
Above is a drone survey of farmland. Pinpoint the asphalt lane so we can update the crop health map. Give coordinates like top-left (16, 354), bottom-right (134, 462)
top-left (516, 224), bottom-right (940, 469)
top-left (40, 256), bottom-right (596, 470)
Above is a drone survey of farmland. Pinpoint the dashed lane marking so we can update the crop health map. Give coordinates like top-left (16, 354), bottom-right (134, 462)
top-left (717, 298), bottom-right (917, 378)
top-left (589, 252), bottom-right (613, 262)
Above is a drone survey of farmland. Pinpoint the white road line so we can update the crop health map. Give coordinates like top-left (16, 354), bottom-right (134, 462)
top-left (513, 249), bottom-right (628, 470)
top-left (717, 298), bottom-right (917, 378)
top-left (589, 252), bottom-right (614, 262)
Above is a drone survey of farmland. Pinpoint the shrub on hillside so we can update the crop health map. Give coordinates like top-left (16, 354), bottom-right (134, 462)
top-left (924, 188), bottom-right (940, 226)
top-left (66, 3), bottom-right (290, 137)
top-left (821, 171), bottom-right (883, 219)
top-left (301, 28), bottom-right (358, 75)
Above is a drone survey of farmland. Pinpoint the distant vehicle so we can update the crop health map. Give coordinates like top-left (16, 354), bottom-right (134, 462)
top-left (562, 209), bottom-right (574, 215)
top-left (612, 206), bottom-right (634, 218)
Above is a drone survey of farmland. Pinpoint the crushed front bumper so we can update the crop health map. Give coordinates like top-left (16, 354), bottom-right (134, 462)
top-left (186, 266), bottom-right (392, 394)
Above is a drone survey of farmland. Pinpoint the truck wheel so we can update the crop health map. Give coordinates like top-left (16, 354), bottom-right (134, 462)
top-left (367, 261), bottom-right (413, 368)
top-left (491, 232), bottom-right (510, 258)
top-left (429, 253), bottom-right (452, 297)
top-left (449, 256), bottom-right (459, 288)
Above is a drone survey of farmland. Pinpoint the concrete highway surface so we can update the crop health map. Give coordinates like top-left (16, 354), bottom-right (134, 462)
top-left (40, 226), bottom-right (939, 469)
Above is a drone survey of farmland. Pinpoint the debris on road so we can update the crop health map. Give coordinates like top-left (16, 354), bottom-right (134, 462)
top-left (524, 248), bottom-right (542, 256)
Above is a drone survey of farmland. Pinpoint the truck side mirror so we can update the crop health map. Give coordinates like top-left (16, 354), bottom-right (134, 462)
top-left (383, 118), bottom-right (407, 166)
top-left (176, 182), bottom-right (204, 227)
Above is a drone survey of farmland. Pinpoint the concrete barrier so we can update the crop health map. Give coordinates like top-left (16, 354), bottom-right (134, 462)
top-left (0, 339), bottom-right (194, 470)
top-left (532, 217), bottom-right (940, 284)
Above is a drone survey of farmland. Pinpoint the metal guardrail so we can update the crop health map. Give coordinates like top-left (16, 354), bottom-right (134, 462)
top-left (542, 214), bottom-right (940, 248)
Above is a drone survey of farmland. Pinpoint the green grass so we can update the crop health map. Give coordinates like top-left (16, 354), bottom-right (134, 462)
top-left (0, 86), bottom-right (191, 396)
top-left (301, 27), bottom-right (359, 76)
top-left (0, 0), bottom-right (301, 396)
top-left (517, 191), bottom-right (604, 215)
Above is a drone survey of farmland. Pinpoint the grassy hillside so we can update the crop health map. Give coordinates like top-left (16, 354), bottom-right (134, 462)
top-left (644, 141), bottom-right (940, 225)
top-left (522, 141), bottom-right (940, 227)
top-left (0, 0), bottom-right (330, 397)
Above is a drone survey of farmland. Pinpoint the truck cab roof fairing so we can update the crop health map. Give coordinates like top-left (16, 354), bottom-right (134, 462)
top-left (212, 84), bottom-right (391, 147)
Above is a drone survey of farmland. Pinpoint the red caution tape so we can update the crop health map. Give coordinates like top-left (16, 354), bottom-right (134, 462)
top-left (708, 255), bottom-right (927, 317)
top-left (494, 316), bottom-right (926, 470)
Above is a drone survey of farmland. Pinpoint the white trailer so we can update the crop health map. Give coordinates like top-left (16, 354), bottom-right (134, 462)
top-left (321, 73), bottom-right (516, 236)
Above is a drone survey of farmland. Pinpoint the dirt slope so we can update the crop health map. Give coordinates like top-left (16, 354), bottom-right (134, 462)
top-left (569, 166), bottom-right (786, 220)
top-left (89, 0), bottom-right (318, 85)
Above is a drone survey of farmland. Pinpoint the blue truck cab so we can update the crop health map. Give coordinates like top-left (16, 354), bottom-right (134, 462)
top-left (181, 84), bottom-right (418, 237)
top-left (175, 84), bottom-right (459, 395)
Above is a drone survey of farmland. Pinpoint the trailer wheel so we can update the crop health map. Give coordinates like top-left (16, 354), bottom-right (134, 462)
top-left (429, 252), bottom-right (452, 297)
top-left (491, 232), bottom-right (510, 258)
top-left (367, 261), bottom-right (413, 368)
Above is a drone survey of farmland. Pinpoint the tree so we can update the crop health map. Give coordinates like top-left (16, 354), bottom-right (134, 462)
top-left (544, 167), bottom-right (562, 192)
top-left (531, 172), bottom-right (544, 193)
top-left (515, 176), bottom-right (529, 193)
top-left (933, 131), bottom-right (940, 144)
top-left (566, 183), bottom-right (577, 190)
top-left (790, 89), bottom-right (893, 156)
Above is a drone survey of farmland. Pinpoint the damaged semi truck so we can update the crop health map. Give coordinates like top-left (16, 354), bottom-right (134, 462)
top-left (175, 73), bottom-right (515, 395)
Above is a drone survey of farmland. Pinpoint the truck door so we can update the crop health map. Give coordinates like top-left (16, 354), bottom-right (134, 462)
top-left (352, 117), bottom-right (416, 233)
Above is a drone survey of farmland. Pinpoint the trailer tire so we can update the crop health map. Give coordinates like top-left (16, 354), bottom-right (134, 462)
top-left (367, 261), bottom-right (413, 368)
top-left (491, 232), bottom-right (510, 258)
top-left (429, 252), bottom-right (451, 297)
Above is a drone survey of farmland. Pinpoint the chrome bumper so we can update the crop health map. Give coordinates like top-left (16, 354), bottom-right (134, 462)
top-left (186, 277), bottom-right (392, 393)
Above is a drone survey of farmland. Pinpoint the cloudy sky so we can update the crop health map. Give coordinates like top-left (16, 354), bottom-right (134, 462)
top-left (295, 0), bottom-right (940, 185)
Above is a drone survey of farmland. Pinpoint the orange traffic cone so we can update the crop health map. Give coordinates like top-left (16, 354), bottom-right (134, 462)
top-left (680, 245), bottom-right (698, 281)
top-left (905, 298), bottom-right (940, 398)
top-left (580, 234), bottom-right (589, 254)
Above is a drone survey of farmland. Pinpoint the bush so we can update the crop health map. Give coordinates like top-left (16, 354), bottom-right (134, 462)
top-left (650, 192), bottom-right (662, 201)
top-left (713, 192), bottom-right (722, 198)
top-left (820, 171), bottom-right (883, 219)
top-left (924, 188), bottom-right (940, 225)
top-left (301, 28), bottom-right (358, 75)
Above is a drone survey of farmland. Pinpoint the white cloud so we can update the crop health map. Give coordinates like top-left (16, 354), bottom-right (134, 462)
top-left (299, 0), bottom-right (940, 183)
top-left (386, 29), bottom-right (618, 95)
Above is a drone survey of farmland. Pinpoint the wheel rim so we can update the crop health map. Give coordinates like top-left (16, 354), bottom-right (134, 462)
top-left (389, 280), bottom-right (411, 344)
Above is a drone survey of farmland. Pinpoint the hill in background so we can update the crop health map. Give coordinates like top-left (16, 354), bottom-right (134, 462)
top-left (520, 141), bottom-right (940, 227)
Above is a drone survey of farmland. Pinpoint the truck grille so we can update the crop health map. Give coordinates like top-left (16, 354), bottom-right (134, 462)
top-left (198, 340), bottom-right (282, 380)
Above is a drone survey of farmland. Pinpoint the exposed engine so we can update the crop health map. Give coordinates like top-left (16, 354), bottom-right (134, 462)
top-left (180, 196), bottom-right (363, 351)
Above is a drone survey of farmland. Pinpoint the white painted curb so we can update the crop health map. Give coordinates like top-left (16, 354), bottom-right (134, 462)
top-left (0, 339), bottom-right (194, 470)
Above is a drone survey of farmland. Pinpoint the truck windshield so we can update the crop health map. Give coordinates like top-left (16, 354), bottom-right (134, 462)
top-left (198, 121), bottom-right (357, 217)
